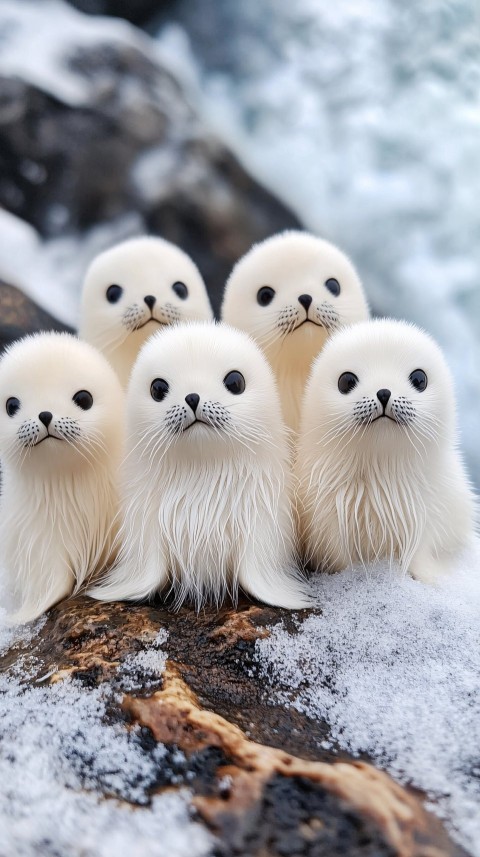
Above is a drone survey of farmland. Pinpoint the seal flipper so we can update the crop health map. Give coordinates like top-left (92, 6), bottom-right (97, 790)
top-left (8, 572), bottom-right (73, 625)
top-left (88, 556), bottom-right (168, 603)
top-left (237, 547), bottom-right (313, 610)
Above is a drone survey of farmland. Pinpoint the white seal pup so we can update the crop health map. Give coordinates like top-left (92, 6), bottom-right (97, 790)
top-left (296, 319), bottom-right (476, 583)
top-left (80, 236), bottom-right (213, 387)
top-left (0, 333), bottom-right (124, 622)
top-left (221, 230), bottom-right (369, 434)
top-left (89, 321), bottom-right (311, 610)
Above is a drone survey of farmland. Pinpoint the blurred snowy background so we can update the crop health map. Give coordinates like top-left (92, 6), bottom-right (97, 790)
top-left (0, 0), bottom-right (479, 483)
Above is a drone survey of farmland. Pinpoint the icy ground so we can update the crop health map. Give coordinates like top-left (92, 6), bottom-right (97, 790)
top-left (0, 614), bottom-right (213, 857)
top-left (255, 541), bottom-right (480, 857)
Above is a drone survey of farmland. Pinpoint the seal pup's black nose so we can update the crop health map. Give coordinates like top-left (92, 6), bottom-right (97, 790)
top-left (298, 294), bottom-right (313, 311)
top-left (376, 389), bottom-right (391, 408)
top-left (144, 295), bottom-right (156, 310)
top-left (185, 393), bottom-right (200, 414)
top-left (38, 411), bottom-right (53, 428)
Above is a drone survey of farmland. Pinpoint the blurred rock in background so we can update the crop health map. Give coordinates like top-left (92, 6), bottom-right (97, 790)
top-left (0, 0), bottom-right (299, 320)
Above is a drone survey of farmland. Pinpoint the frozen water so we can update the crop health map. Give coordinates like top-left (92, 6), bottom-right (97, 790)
top-left (0, 609), bottom-right (213, 857)
top-left (255, 542), bottom-right (480, 856)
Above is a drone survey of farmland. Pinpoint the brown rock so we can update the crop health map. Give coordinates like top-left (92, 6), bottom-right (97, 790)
top-left (0, 280), bottom-right (72, 353)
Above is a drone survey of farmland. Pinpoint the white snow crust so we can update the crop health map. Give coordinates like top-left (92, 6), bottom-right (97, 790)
top-left (255, 542), bottom-right (480, 856)
top-left (0, 0), bottom-right (149, 106)
top-left (0, 611), bottom-right (213, 857)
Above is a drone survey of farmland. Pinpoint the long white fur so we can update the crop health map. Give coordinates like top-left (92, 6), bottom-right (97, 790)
top-left (296, 319), bottom-right (477, 583)
top-left (0, 333), bottom-right (124, 622)
top-left (80, 236), bottom-right (213, 387)
top-left (89, 321), bottom-right (311, 610)
top-left (221, 230), bottom-right (369, 434)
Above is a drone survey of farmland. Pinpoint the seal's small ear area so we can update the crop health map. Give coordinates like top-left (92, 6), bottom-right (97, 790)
top-left (223, 371), bottom-right (246, 395)
top-left (325, 277), bottom-right (341, 296)
top-left (6, 397), bottom-right (20, 417)
top-left (409, 369), bottom-right (428, 392)
top-left (150, 378), bottom-right (169, 402)
top-left (338, 372), bottom-right (359, 394)
top-left (257, 286), bottom-right (275, 306)
top-left (172, 281), bottom-right (189, 300)
top-left (106, 284), bottom-right (123, 304)
top-left (73, 390), bottom-right (94, 411)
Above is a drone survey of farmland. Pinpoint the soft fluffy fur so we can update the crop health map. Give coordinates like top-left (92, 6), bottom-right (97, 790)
top-left (0, 333), bottom-right (124, 622)
top-left (80, 236), bottom-right (213, 387)
top-left (297, 319), bottom-right (476, 583)
top-left (89, 322), bottom-right (311, 610)
top-left (221, 230), bottom-right (369, 433)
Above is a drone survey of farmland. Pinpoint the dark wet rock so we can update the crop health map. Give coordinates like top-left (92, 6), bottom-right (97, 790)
top-left (1, 594), bottom-right (467, 857)
top-left (0, 281), bottom-right (73, 353)
top-left (0, 3), bottom-right (300, 314)
top-left (66, 0), bottom-right (171, 27)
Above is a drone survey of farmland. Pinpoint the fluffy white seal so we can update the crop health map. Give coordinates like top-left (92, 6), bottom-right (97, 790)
top-left (89, 321), bottom-right (311, 610)
top-left (80, 236), bottom-right (213, 387)
top-left (0, 333), bottom-right (124, 622)
top-left (221, 230), bottom-right (369, 434)
top-left (296, 319), bottom-right (476, 583)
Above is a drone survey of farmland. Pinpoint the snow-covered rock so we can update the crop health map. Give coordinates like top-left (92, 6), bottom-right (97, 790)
top-left (0, 0), bottom-right (299, 319)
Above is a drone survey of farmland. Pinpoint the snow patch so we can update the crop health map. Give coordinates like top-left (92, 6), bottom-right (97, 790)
top-left (0, 209), bottom-right (143, 327)
top-left (0, 0), bottom-right (150, 106)
top-left (0, 612), bottom-right (213, 857)
top-left (255, 542), bottom-right (480, 856)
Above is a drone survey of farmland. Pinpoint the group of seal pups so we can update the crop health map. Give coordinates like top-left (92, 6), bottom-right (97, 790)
top-left (0, 231), bottom-right (475, 622)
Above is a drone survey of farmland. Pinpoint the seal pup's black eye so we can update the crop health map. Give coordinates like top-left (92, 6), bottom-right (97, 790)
top-left (409, 369), bottom-right (428, 392)
top-left (73, 390), bottom-right (94, 410)
top-left (257, 286), bottom-right (275, 307)
top-left (172, 281), bottom-right (188, 300)
top-left (151, 378), bottom-right (169, 402)
top-left (223, 371), bottom-right (246, 395)
top-left (325, 278), bottom-right (341, 297)
top-left (6, 397), bottom-right (20, 417)
top-left (106, 284), bottom-right (123, 304)
top-left (338, 372), bottom-right (359, 394)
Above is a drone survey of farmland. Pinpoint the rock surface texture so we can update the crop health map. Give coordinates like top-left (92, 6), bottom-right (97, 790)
top-left (0, 281), bottom-right (72, 352)
top-left (0, 594), bottom-right (467, 857)
top-left (0, 1), bottom-right (300, 315)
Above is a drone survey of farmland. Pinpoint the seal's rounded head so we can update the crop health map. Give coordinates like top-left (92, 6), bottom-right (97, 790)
top-left (128, 321), bottom-right (282, 456)
top-left (80, 236), bottom-right (213, 349)
top-left (303, 319), bottom-right (455, 446)
top-left (0, 332), bottom-right (123, 470)
top-left (222, 230), bottom-right (368, 351)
